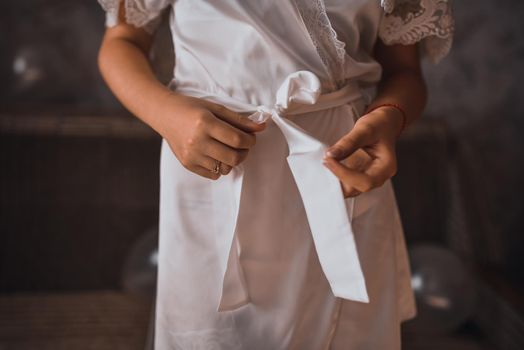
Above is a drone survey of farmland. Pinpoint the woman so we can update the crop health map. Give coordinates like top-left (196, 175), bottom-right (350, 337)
top-left (97, 0), bottom-right (454, 349)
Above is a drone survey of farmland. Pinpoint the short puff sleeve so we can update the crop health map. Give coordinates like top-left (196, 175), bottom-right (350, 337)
top-left (378, 0), bottom-right (455, 63)
top-left (98, 0), bottom-right (172, 34)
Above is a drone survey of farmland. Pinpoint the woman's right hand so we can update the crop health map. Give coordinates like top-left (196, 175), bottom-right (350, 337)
top-left (157, 93), bottom-right (267, 180)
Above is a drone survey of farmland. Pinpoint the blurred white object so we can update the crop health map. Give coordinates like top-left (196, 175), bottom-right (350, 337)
top-left (122, 226), bottom-right (158, 298)
top-left (408, 244), bottom-right (477, 334)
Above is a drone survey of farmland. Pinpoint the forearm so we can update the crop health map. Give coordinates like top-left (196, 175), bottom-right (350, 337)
top-left (365, 41), bottom-right (428, 136)
top-left (368, 69), bottom-right (428, 130)
top-left (98, 32), bottom-right (174, 136)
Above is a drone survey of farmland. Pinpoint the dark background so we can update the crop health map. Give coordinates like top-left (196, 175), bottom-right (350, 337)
top-left (0, 1), bottom-right (523, 349)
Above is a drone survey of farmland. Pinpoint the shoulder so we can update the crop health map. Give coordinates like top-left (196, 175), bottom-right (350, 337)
top-left (98, 0), bottom-right (174, 35)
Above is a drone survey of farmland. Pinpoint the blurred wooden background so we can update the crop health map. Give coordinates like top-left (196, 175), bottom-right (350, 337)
top-left (1, 0), bottom-right (523, 349)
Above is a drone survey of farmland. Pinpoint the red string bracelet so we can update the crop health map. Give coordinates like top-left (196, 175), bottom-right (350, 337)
top-left (365, 103), bottom-right (407, 139)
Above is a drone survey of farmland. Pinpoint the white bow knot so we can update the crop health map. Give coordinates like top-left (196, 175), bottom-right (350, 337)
top-left (248, 71), bottom-right (322, 124)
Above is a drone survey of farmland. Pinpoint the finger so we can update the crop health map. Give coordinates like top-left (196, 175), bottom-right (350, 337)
top-left (219, 162), bottom-right (233, 175)
top-left (325, 123), bottom-right (376, 160)
top-left (339, 152), bottom-right (373, 198)
top-left (207, 102), bottom-right (267, 133)
top-left (363, 157), bottom-right (396, 185)
top-left (202, 137), bottom-right (249, 167)
top-left (188, 164), bottom-right (221, 180)
top-left (340, 179), bottom-right (365, 198)
top-left (345, 188), bottom-right (362, 198)
top-left (196, 155), bottom-right (233, 176)
top-left (323, 157), bottom-right (377, 193)
top-left (364, 142), bottom-right (397, 177)
top-left (341, 148), bottom-right (373, 172)
top-left (208, 117), bottom-right (257, 149)
top-left (340, 181), bottom-right (358, 198)
top-left (325, 156), bottom-right (393, 193)
top-left (197, 155), bottom-right (220, 173)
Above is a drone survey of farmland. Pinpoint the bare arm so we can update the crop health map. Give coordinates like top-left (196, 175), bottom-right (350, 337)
top-left (368, 39), bottom-right (428, 133)
top-left (98, 4), bottom-right (172, 135)
top-left (97, 3), bottom-right (265, 179)
top-left (323, 41), bottom-right (427, 197)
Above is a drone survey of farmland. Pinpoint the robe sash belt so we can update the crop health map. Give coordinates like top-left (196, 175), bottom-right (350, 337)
top-left (173, 71), bottom-right (370, 312)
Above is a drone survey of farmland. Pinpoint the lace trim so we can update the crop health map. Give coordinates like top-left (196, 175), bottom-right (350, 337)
top-left (379, 0), bottom-right (455, 63)
top-left (293, 0), bottom-right (348, 91)
top-left (381, 0), bottom-right (396, 14)
top-left (97, 0), bottom-right (165, 34)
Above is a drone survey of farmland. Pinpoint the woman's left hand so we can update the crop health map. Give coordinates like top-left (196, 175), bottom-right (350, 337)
top-left (322, 106), bottom-right (404, 198)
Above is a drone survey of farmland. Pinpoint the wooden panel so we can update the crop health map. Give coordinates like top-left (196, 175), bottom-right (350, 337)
top-left (0, 113), bottom-right (161, 292)
top-left (0, 291), bottom-right (152, 350)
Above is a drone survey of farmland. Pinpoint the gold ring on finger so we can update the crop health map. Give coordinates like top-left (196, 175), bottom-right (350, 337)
top-left (212, 159), bottom-right (221, 174)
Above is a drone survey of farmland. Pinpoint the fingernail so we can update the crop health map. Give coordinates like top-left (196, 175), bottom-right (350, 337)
top-left (326, 148), bottom-right (340, 158)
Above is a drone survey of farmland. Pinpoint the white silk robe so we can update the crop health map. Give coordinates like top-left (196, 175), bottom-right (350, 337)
top-left (98, 0), bottom-right (455, 348)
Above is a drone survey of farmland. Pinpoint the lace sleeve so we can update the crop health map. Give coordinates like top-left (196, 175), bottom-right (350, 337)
top-left (378, 0), bottom-right (455, 63)
top-left (98, 0), bottom-right (172, 34)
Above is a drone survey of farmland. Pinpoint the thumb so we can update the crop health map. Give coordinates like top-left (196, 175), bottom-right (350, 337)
top-left (325, 124), bottom-right (374, 160)
top-left (207, 102), bottom-right (267, 133)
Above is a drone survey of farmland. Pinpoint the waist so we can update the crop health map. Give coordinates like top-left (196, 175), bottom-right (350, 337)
top-left (170, 73), bottom-right (367, 119)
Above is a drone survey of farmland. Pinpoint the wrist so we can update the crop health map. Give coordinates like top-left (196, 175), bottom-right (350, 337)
top-left (364, 103), bottom-right (407, 139)
top-left (148, 90), bottom-right (190, 138)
